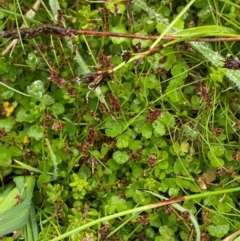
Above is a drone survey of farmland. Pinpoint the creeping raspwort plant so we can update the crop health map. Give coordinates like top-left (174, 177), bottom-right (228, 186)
top-left (0, 0), bottom-right (240, 240)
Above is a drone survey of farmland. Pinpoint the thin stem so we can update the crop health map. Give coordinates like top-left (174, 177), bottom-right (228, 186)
top-left (1, 24), bottom-right (240, 42)
top-left (49, 187), bottom-right (240, 241)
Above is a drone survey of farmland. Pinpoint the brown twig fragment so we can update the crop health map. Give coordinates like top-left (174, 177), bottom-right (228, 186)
top-left (1, 24), bottom-right (240, 42)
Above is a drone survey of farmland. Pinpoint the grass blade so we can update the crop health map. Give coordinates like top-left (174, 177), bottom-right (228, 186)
top-left (0, 195), bottom-right (32, 236)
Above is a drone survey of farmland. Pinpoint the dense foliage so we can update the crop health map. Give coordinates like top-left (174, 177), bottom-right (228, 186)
top-left (1, 0), bottom-right (240, 240)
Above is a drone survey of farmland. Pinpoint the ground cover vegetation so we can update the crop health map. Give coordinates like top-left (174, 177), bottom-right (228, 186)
top-left (1, 0), bottom-right (240, 240)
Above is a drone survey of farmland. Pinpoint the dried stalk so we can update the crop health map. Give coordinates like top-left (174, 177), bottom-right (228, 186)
top-left (1, 24), bottom-right (240, 42)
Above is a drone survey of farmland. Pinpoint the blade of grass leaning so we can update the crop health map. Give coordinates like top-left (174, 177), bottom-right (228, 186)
top-left (4, 176), bottom-right (37, 239)
top-left (217, 0), bottom-right (240, 9)
top-left (14, 176), bottom-right (36, 199)
top-left (29, 205), bottom-right (39, 241)
top-left (0, 187), bottom-right (19, 213)
top-left (13, 159), bottom-right (43, 174)
top-left (0, 81), bottom-right (31, 97)
top-left (0, 8), bottom-right (41, 24)
top-left (172, 25), bottom-right (237, 37)
top-left (23, 222), bottom-right (34, 241)
top-left (107, 212), bottom-right (141, 238)
top-left (0, 195), bottom-right (32, 236)
top-left (0, 185), bottom-right (15, 202)
top-left (49, 187), bottom-right (240, 241)
top-left (164, 25), bottom-right (238, 46)
top-left (147, 0), bottom-right (196, 50)
top-left (49, 196), bottom-right (185, 241)
top-left (15, 176), bottom-right (38, 241)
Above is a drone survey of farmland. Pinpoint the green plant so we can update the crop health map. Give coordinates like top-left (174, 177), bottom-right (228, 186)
top-left (1, 0), bottom-right (240, 240)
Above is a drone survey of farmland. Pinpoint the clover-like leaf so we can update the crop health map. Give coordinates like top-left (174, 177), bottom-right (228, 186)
top-left (166, 78), bottom-right (184, 103)
top-left (116, 133), bottom-right (129, 148)
top-left (0, 146), bottom-right (12, 167)
top-left (52, 103), bottom-right (65, 115)
top-left (160, 112), bottom-right (176, 128)
top-left (105, 120), bottom-right (123, 137)
top-left (27, 80), bottom-right (45, 98)
top-left (153, 120), bottom-right (166, 136)
top-left (141, 124), bottom-right (152, 139)
top-left (113, 151), bottom-right (129, 164)
top-left (27, 125), bottom-right (43, 141)
top-left (207, 224), bottom-right (229, 238)
top-left (207, 152), bottom-right (224, 167)
top-left (0, 117), bottom-right (15, 132)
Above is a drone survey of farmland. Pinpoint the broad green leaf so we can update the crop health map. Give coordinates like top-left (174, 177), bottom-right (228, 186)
top-left (141, 124), bottom-right (152, 139)
top-left (166, 78), bottom-right (184, 103)
top-left (113, 151), bottom-right (129, 164)
top-left (37, 173), bottom-right (51, 188)
top-left (217, 196), bottom-right (233, 213)
top-left (0, 188), bottom-right (18, 214)
top-left (0, 117), bottom-right (15, 132)
top-left (41, 94), bottom-right (54, 106)
top-left (208, 152), bottom-right (224, 167)
top-left (0, 146), bottom-right (12, 167)
top-left (175, 177), bottom-right (199, 192)
top-left (159, 225), bottom-right (175, 237)
top-left (27, 125), bottom-right (43, 141)
top-left (133, 190), bottom-right (151, 205)
top-left (208, 146), bottom-right (225, 167)
top-left (132, 31), bottom-right (152, 48)
top-left (108, 173), bottom-right (116, 185)
top-left (146, 227), bottom-right (155, 239)
top-left (105, 195), bottom-right (127, 214)
top-left (129, 140), bottom-right (142, 151)
top-left (52, 103), bottom-right (65, 115)
top-left (173, 25), bottom-right (237, 38)
top-left (174, 159), bottom-right (188, 175)
top-left (63, 122), bottom-right (77, 137)
top-left (208, 224), bottom-right (229, 238)
top-left (1, 90), bottom-right (14, 99)
top-left (160, 112), bottom-right (176, 128)
top-left (132, 165), bottom-right (143, 178)
top-left (27, 80), bottom-right (45, 98)
top-left (78, 164), bottom-right (91, 180)
top-left (211, 213), bottom-right (229, 225)
top-left (0, 57), bottom-right (10, 74)
top-left (105, 120), bottom-right (123, 137)
top-left (140, 74), bottom-right (159, 89)
top-left (153, 119), bottom-right (166, 136)
top-left (173, 142), bottom-right (180, 155)
top-left (0, 196), bottom-right (32, 236)
top-left (209, 146), bottom-right (225, 156)
top-left (116, 134), bottom-right (129, 148)
top-left (180, 142), bottom-right (189, 155)
top-left (9, 146), bottom-right (22, 157)
top-left (171, 63), bottom-right (189, 79)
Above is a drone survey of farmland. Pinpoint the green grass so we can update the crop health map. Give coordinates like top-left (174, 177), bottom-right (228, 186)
top-left (0, 0), bottom-right (240, 240)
